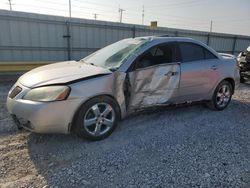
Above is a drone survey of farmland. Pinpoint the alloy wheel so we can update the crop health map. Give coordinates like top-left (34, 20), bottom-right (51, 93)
top-left (83, 103), bottom-right (115, 136)
top-left (216, 84), bottom-right (231, 108)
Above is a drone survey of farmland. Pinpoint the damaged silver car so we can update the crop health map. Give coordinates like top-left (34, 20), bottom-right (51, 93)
top-left (7, 36), bottom-right (240, 140)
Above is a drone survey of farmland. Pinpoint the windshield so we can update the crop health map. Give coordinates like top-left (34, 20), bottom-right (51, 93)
top-left (81, 38), bottom-right (148, 69)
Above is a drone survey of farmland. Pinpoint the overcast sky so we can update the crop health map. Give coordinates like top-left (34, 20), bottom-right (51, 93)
top-left (0, 0), bottom-right (250, 36)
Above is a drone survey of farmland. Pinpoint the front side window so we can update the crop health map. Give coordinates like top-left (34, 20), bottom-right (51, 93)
top-left (81, 38), bottom-right (148, 70)
top-left (134, 43), bottom-right (177, 69)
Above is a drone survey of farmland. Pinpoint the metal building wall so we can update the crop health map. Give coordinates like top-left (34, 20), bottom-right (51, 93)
top-left (0, 9), bottom-right (250, 63)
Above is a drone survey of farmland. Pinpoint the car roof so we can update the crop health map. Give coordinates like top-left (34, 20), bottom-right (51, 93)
top-left (134, 36), bottom-right (219, 53)
top-left (132, 35), bottom-right (221, 60)
top-left (135, 36), bottom-right (196, 43)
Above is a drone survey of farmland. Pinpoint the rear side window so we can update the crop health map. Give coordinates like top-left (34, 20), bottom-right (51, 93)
top-left (179, 43), bottom-right (204, 62)
top-left (204, 49), bottom-right (217, 59)
top-left (179, 42), bottom-right (217, 62)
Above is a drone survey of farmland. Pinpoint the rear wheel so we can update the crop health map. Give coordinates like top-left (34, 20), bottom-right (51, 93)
top-left (207, 80), bottom-right (233, 111)
top-left (74, 96), bottom-right (120, 141)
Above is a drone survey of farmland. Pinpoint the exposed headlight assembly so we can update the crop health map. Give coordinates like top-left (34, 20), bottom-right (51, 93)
top-left (23, 86), bottom-right (70, 102)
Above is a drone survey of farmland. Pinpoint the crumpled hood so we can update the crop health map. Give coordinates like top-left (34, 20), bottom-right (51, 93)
top-left (19, 61), bottom-right (112, 88)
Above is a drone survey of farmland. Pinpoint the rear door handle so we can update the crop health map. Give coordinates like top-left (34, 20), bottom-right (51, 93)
top-left (211, 65), bottom-right (217, 70)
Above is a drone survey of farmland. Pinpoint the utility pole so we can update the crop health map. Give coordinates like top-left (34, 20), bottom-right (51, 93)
top-left (8, 0), bottom-right (12, 11)
top-left (67, 0), bottom-right (72, 60)
top-left (209, 20), bottom-right (213, 32)
top-left (68, 0), bottom-right (72, 18)
top-left (119, 8), bottom-right (125, 23)
top-left (142, 5), bottom-right (145, 25)
top-left (93, 13), bottom-right (98, 20)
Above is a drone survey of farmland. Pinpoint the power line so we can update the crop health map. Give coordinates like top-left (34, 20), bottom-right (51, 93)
top-left (10, 0), bottom-right (242, 24)
top-left (215, 18), bottom-right (250, 23)
top-left (14, 3), bottom-right (67, 12)
top-left (71, 4), bottom-right (117, 17)
top-left (3, 0), bottom-right (243, 25)
top-left (33, 0), bottom-right (68, 6)
top-left (4, 0), bottom-right (248, 35)
top-left (146, 0), bottom-right (207, 8)
top-left (123, 7), bottom-right (211, 23)
top-left (13, 2), bottom-right (120, 22)
top-left (14, 1), bottom-right (117, 19)
top-left (73, 0), bottom-right (117, 8)
top-left (10, 2), bottom-right (210, 26)
top-left (31, 0), bottom-right (212, 24)
top-left (140, 10), bottom-right (210, 23)
top-left (30, 0), bottom-right (214, 24)
top-left (32, 0), bottom-right (117, 17)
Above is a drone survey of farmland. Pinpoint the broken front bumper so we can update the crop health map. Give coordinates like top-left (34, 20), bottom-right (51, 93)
top-left (6, 83), bottom-right (85, 134)
top-left (11, 114), bottom-right (30, 130)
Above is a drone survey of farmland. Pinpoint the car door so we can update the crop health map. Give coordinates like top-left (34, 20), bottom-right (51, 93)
top-left (177, 42), bottom-right (220, 101)
top-left (127, 42), bottom-right (181, 111)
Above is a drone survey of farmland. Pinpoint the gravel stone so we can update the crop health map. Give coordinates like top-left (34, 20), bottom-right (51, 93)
top-left (101, 166), bottom-right (106, 172)
top-left (0, 81), bottom-right (250, 187)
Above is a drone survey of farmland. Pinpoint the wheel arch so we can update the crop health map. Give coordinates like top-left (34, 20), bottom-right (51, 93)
top-left (69, 94), bottom-right (122, 133)
top-left (223, 77), bottom-right (235, 94)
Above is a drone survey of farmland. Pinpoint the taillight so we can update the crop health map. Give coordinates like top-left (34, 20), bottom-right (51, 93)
top-left (236, 59), bottom-right (241, 69)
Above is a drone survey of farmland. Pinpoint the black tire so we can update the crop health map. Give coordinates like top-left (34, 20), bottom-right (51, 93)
top-left (207, 80), bottom-right (233, 111)
top-left (73, 96), bottom-right (120, 141)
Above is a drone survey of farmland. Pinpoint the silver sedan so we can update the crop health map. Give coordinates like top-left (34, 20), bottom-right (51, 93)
top-left (7, 36), bottom-right (240, 140)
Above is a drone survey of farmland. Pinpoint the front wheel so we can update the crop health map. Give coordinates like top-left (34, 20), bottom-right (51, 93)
top-left (73, 96), bottom-right (120, 141)
top-left (207, 80), bottom-right (233, 111)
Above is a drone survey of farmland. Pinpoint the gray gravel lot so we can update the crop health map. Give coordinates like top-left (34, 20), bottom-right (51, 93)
top-left (0, 81), bottom-right (250, 188)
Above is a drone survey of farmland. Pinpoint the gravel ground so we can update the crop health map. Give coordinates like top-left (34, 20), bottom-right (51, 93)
top-left (0, 81), bottom-right (250, 188)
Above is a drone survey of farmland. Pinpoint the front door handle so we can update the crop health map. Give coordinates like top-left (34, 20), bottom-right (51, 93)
top-left (164, 71), bottom-right (178, 76)
top-left (171, 71), bottom-right (178, 76)
top-left (211, 65), bottom-right (217, 70)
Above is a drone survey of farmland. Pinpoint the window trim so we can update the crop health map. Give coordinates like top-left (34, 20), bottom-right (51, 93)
top-left (177, 42), bottom-right (218, 63)
top-left (204, 47), bottom-right (218, 60)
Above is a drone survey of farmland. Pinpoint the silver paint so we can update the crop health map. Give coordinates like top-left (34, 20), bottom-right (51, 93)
top-left (6, 37), bottom-right (240, 134)
top-left (128, 63), bottom-right (180, 110)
